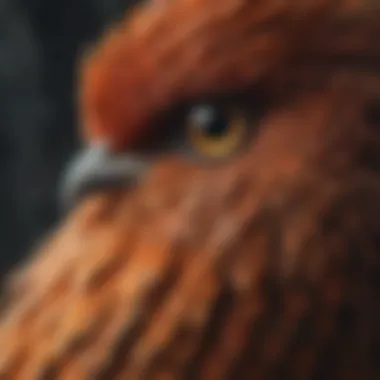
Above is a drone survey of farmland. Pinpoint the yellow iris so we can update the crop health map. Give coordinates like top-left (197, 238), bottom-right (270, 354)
top-left (187, 108), bottom-right (247, 158)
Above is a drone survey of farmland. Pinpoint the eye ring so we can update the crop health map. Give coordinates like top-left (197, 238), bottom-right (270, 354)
top-left (186, 104), bottom-right (248, 159)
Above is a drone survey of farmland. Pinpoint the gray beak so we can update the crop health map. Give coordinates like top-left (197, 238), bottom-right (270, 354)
top-left (60, 142), bottom-right (148, 211)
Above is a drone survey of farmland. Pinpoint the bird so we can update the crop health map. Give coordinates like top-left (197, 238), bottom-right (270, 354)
top-left (0, 0), bottom-right (380, 379)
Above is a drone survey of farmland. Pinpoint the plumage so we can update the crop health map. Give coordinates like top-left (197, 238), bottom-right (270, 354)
top-left (0, 0), bottom-right (379, 379)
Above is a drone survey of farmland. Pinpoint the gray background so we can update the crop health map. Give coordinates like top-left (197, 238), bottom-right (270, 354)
top-left (0, 0), bottom-right (138, 278)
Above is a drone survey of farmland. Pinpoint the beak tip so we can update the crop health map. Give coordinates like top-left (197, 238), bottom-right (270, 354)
top-left (59, 142), bottom-right (148, 213)
top-left (59, 142), bottom-right (112, 211)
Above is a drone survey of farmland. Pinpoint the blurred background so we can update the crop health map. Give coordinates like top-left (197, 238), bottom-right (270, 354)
top-left (0, 0), bottom-right (138, 279)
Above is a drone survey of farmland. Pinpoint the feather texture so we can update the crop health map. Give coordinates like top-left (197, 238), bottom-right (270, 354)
top-left (0, 1), bottom-right (379, 379)
top-left (80, 0), bottom-right (380, 150)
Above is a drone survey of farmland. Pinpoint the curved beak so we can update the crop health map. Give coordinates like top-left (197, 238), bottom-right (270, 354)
top-left (60, 142), bottom-right (148, 211)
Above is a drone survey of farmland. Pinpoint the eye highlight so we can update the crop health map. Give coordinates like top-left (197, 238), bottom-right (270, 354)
top-left (186, 104), bottom-right (248, 159)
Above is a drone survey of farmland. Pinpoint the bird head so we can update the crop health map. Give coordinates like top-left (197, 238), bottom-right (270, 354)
top-left (1, 1), bottom-right (380, 379)
top-left (62, 0), bottom-right (380, 207)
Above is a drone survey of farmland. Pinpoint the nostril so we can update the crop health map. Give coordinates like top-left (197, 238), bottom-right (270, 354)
top-left (59, 142), bottom-right (148, 212)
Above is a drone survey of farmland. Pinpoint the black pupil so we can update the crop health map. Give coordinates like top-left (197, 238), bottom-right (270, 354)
top-left (193, 106), bottom-right (229, 138)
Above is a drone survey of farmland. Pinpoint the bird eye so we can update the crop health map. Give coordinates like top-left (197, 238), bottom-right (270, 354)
top-left (186, 104), bottom-right (248, 159)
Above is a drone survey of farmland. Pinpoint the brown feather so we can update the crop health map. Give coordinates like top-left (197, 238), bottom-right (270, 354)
top-left (80, 0), bottom-right (380, 150)
top-left (0, 1), bottom-right (379, 379)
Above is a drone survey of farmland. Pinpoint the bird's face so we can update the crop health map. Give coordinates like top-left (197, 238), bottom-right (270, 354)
top-left (61, 0), bottom-right (380, 263)
top-left (62, 66), bottom-right (380, 276)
